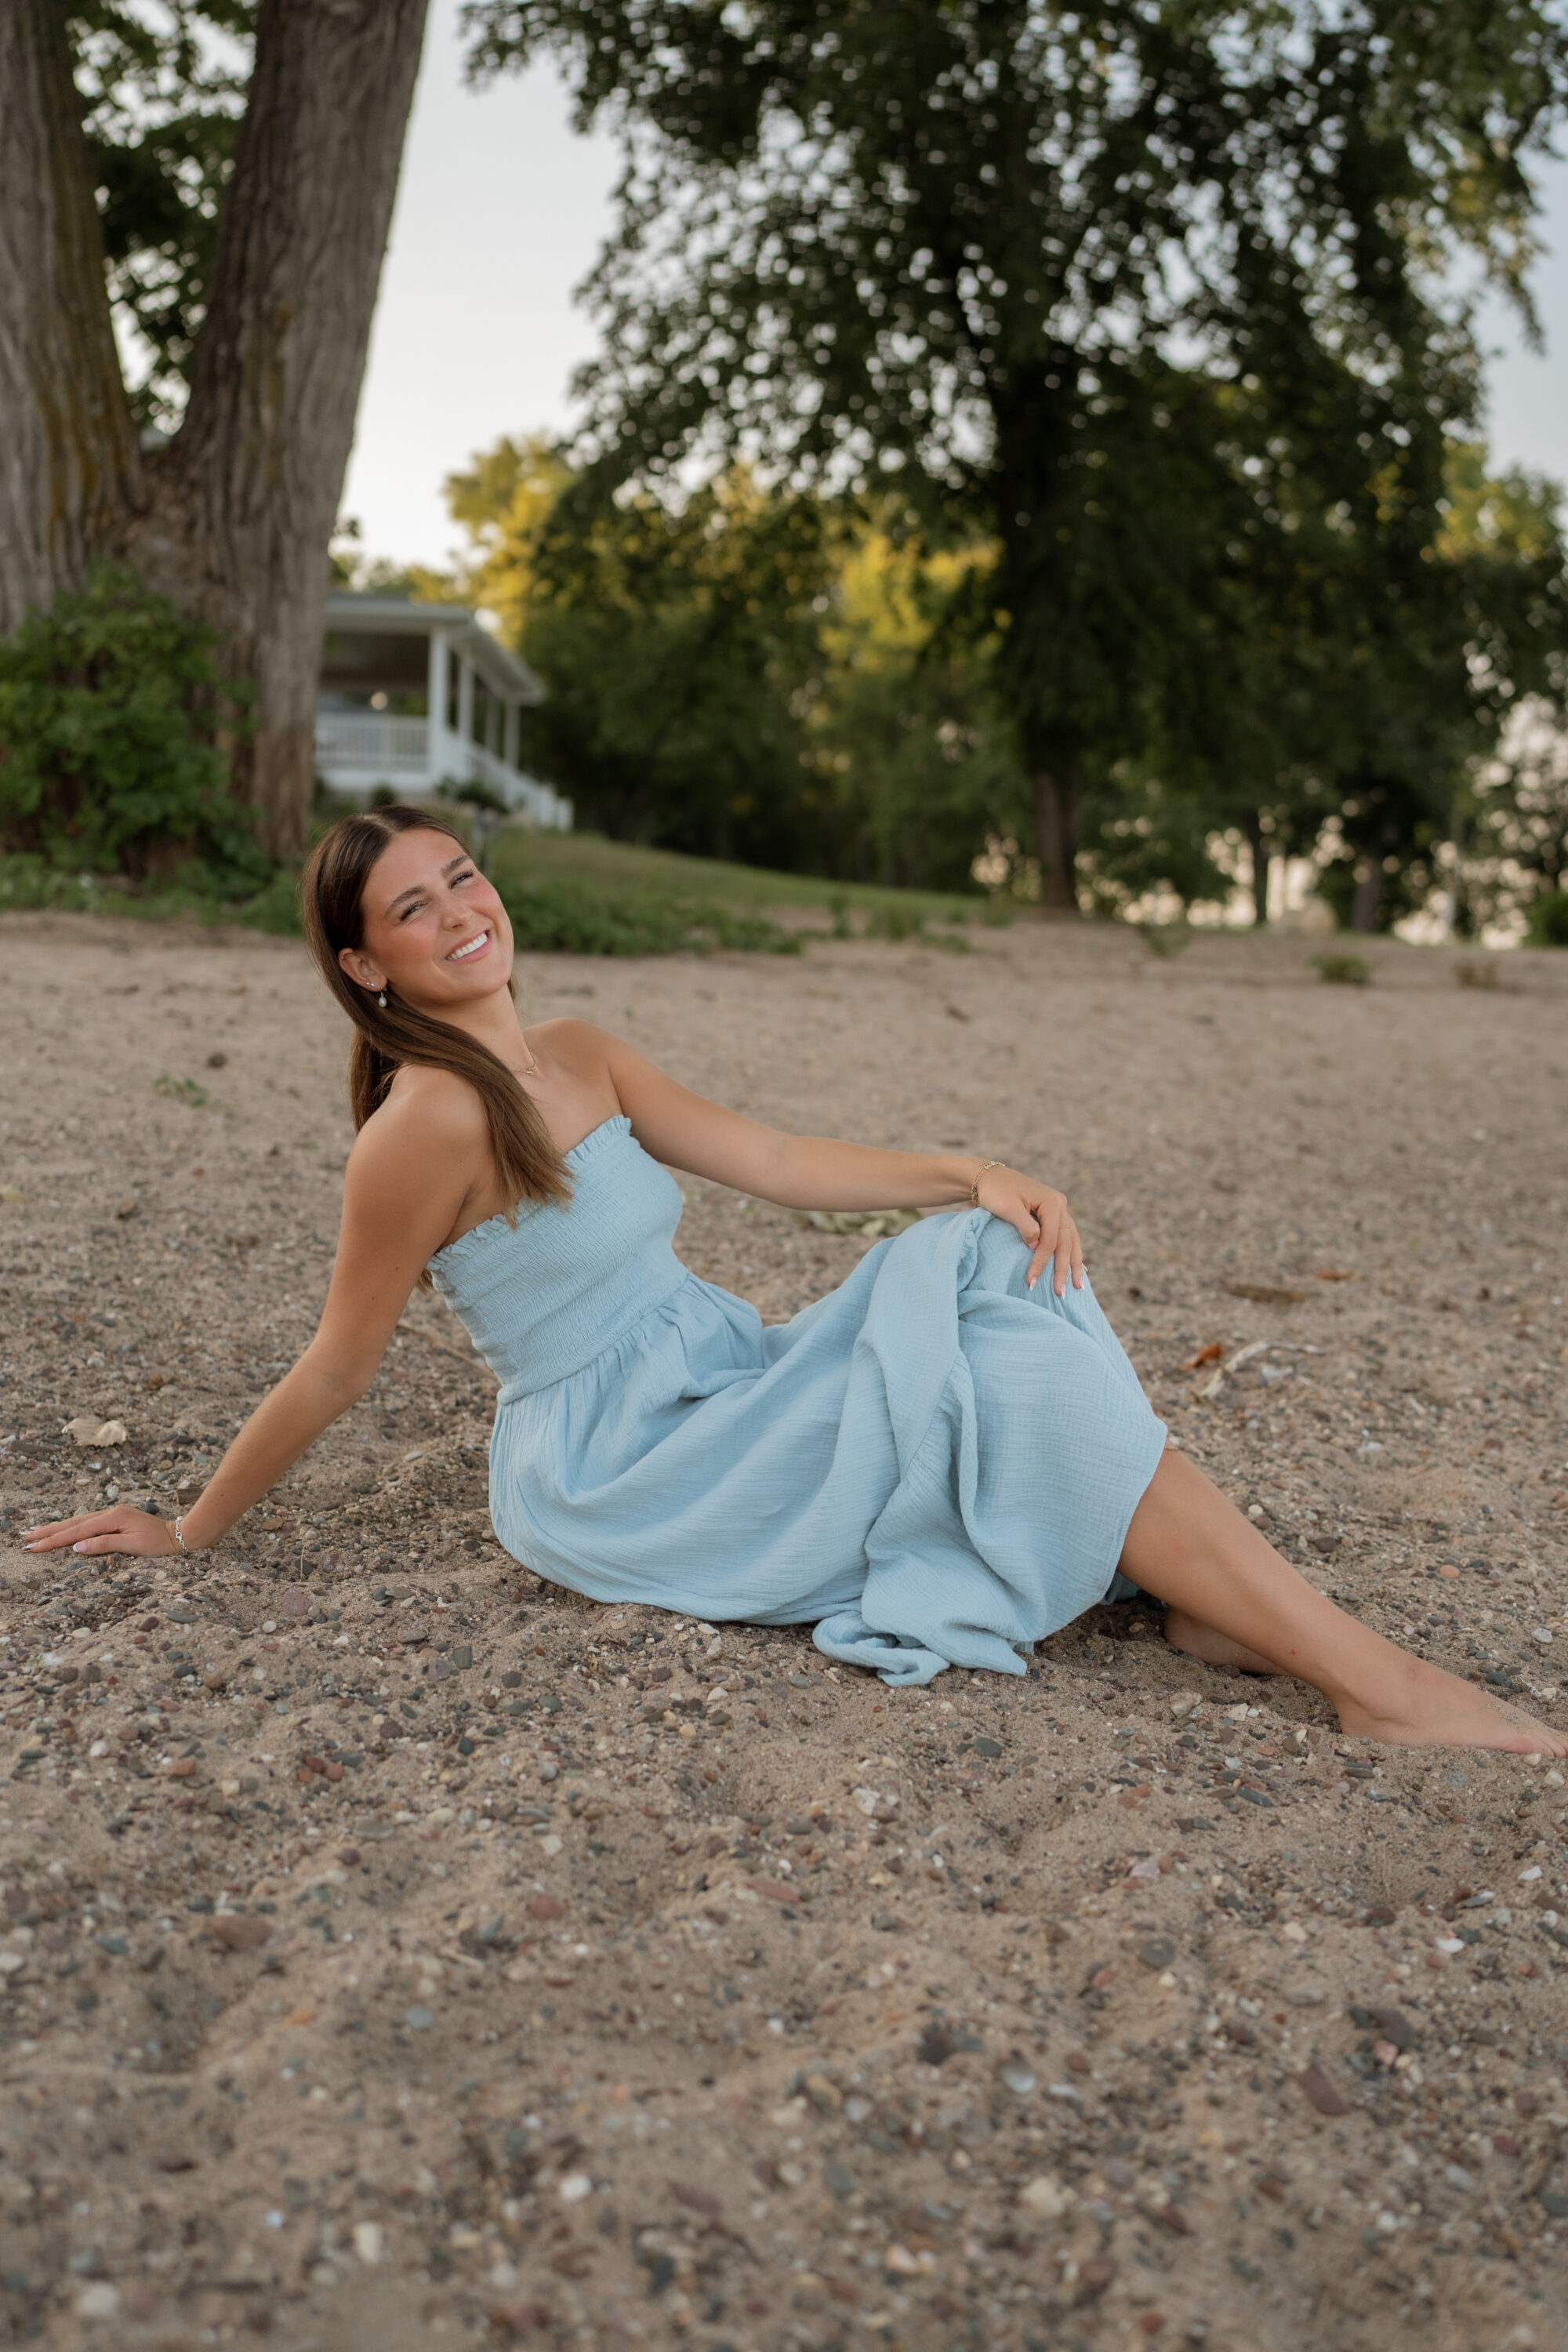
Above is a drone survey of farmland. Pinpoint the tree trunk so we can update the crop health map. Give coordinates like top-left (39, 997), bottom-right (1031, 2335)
top-left (1349, 859), bottom-right (1382, 932)
top-left (1241, 806), bottom-right (1269, 925)
top-left (124, 0), bottom-right (430, 857)
top-left (1033, 753), bottom-right (1082, 911)
top-left (0, 0), bottom-right (143, 630)
top-left (0, 0), bottom-right (427, 861)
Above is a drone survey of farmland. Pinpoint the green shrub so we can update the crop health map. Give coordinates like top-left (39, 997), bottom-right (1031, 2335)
top-left (441, 775), bottom-right (509, 815)
top-left (497, 878), bottom-right (801, 956)
top-left (864, 902), bottom-right (924, 942)
top-left (1526, 889), bottom-right (1568, 948)
top-left (0, 564), bottom-right (263, 885)
top-left (0, 854), bottom-right (107, 912)
top-left (1312, 950), bottom-right (1373, 985)
top-left (235, 867), bottom-right (304, 935)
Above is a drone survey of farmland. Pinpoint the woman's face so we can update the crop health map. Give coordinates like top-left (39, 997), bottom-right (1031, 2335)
top-left (339, 828), bottom-right (515, 1015)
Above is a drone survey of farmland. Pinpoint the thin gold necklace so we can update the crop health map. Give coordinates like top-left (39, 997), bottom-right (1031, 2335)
top-left (515, 1037), bottom-right (540, 1080)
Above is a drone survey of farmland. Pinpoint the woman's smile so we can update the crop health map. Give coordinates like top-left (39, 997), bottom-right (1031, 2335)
top-left (445, 926), bottom-right (493, 965)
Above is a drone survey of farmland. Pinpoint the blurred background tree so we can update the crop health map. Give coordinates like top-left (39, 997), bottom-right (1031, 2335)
top-left (434, 437), bottom-right (1025, 884)
top-left (1, 0), bottom-right (427, 860)
top-left (464, 0), bottom-right (1568, 927)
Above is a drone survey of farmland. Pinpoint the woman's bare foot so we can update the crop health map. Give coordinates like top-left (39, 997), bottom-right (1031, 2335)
top-left (1337, 1651), bottom-right (1568, 1758)
top-left (1124, 1452), bottom-right (1568, 1756)
top-left (1163, 1606), bottom-right (1283, 1678)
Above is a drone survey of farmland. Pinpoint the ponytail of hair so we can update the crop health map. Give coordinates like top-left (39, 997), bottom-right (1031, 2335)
top-left (300, 807), bottom-right (570, 1286)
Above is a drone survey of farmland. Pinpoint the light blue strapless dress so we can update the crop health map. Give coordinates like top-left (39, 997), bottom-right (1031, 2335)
top-left (427, 1116), bottom-right (1167, 1686)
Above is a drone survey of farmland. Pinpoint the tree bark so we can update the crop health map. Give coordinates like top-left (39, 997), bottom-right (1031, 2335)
top-left (124, 0), bottom-right (430, 857)
top-left (1033, 752), bottom-right (1083, 912)
top-left (1349, 860), bottom-right (1382, 932)
top-left (0, 0), bottom-right (143, 631)
top-left (1241, 806), bottom-right (1269, 926)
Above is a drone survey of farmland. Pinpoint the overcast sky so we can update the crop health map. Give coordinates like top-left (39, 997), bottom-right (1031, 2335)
top-left (340, 0), bottom-right (1568, 572)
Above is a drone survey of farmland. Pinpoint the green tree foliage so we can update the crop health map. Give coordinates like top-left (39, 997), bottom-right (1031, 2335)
top-left (438, 437), bottom-right (1022, 884)
top-left (0, 564), bottom-right (260, 881)
top-left (69, 3), bottom-right (256, 430)
top-left (466, 0), bottom-right (1568, 909)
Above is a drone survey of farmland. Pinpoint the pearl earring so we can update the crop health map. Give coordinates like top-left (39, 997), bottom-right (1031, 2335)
top-left (377, 990), bottom-right (387, 1008)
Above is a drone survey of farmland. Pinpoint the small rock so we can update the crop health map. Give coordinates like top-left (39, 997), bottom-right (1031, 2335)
top-left (972, 1735), bottom-right (1003, 1759)
top-left (557, 2172), bottom-right (593, 2203)
top-left (1297, 2067), bottom-right (1351, 2116)
top-left (748, 1878), bottom-right (800, 1904)
top-left (872, 1911), bottom-right (901, 1933)
top-left (917, 2025), bottom-right (953, 2067)
top-left (404, 2005), bottom-right (435, 2031)
top-left (1000, 2062), bottom-right (1036, 2095)
top-left (851, 1786), bottom-right (898, 1820)
top-left (202, 1914), bottom-right (267, 1954)
top-left (75, 2284), bottom-right (121, 2321)
top-left (279, 1587), bottom-right (311, 1620)
top-left (352, 2222), bottom-right (383, 2265)
top-left (1138, 1938), bottom-right (1177, 1971)
top-left (1018, 2175), bottom-right (1074, 2220)
top-left (528, 1894), bottom-right (564, 1922)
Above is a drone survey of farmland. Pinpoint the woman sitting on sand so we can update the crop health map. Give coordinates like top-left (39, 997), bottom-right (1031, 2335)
top-left (26, 807), bottom-right (1565, 1758)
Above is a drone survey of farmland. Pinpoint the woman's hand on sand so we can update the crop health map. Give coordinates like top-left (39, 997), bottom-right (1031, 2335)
top-left (23, 1505), bottom-right (180, 1559)
top-left (976, 1168), bottom-right (1084, 1295)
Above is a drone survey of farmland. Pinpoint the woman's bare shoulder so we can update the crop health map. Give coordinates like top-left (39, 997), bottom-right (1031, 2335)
top-left (530, 1014), bottom-right (619, 1058)
top-left (357, 1065), bottom-right (491, 1158)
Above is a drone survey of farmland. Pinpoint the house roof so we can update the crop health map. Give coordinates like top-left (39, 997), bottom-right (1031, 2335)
top-left (324, 591), bottom-right (543, 706)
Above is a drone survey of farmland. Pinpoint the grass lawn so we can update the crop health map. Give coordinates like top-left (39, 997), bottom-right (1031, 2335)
top-left (487, 821), bottom-right (1001, 927)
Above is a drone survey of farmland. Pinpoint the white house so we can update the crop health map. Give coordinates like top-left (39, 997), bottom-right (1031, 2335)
top-left (314, 592), bottom-right (572, 828)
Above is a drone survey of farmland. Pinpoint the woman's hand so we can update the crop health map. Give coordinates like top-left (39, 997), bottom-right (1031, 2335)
top-left (976, 1166), bottom-right (1084, 1296)
top-left (23, 1505), bottom-right (180, 1559)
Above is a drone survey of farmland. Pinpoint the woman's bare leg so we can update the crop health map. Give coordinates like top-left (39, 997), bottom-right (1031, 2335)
top-left (1121, 1447), bottom-right (1567, 1757)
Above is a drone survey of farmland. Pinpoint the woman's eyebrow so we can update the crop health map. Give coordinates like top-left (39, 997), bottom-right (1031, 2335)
top-left (384, 854), bottom-right (468, 916)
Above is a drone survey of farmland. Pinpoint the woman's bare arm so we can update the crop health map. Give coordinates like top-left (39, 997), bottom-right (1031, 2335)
top-left (24, 1073), bottom-right (487, 1559)
top-left (601, 1028), bottom-right (1084, 1292)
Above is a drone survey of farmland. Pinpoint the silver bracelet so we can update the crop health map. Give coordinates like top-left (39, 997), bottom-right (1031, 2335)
top-left (172, 1516), bottom-right (190, 1555)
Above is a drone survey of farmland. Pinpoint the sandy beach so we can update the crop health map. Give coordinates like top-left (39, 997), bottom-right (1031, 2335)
top-left (2, 909), bottom-right (1566, 2352)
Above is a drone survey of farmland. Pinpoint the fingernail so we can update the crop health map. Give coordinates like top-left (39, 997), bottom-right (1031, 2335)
top-left (72, 1541), bottom-right (88, 1553)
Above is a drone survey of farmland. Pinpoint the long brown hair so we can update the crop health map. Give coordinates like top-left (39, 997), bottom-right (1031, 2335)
top-left (300, 808), bottom-right (571, 1276)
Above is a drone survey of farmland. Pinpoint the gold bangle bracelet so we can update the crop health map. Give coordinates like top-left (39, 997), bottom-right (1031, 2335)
top-left (970, 1160), bottom-right (1004, 1207)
